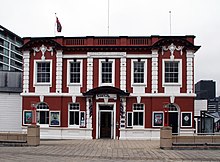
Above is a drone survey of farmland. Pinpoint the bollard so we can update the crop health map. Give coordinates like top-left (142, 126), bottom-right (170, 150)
top-left (27, 125), bottom-right (40, 146)
top-left (160, 126), bottom-right (172, 149)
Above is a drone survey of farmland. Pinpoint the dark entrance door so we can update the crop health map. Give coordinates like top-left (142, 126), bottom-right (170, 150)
top-left (100, 112), bottom-right (111, 138)
top-left (169, 112), bottom-right (178, 134)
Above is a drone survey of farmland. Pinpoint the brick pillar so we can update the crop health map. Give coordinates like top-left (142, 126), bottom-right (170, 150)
top-left (27, 125), bottom-right (40, 146)
top-left (160, 126), bottom-right (172, 149)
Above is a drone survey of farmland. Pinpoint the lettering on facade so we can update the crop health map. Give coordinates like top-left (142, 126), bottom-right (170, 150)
top-left (96, 94), bottom-right (117, 100)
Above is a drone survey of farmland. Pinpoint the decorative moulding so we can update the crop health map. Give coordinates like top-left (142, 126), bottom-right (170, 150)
top-left (33, 44), bottom-right (53, 60)
top-left (162, 43), bottom-right (184, 61)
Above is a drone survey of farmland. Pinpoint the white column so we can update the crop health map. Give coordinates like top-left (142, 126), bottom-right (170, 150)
top-left (120, 98), bottom-right (126, 128)
top-left (151, 49), bottom-right (158, 93)
top-left (186, 50), bottom-right (194, 94)
top-left (86, 98), bottom-right (92, 128)
top-left (56, 50), bottom-right (63, 93)
top-left (23, 51), bottom-right (30, 93)
top-left (120, 54), bottom-right (126, 91)
top-left (87, 57), bottom-right (93, 91)
top-left (86, 56), bottom-right (93, 128)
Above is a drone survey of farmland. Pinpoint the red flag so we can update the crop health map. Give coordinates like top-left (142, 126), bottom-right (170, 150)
top-left (56, 17), bottom-right (62, 32)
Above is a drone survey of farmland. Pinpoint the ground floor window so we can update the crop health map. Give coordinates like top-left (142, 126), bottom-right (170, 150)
top-left (69, 103), bottom-right (85, 127)
top-left (127, 103), bottom-right (144, 127)
top-left (69, 103), bottom-right (80, 126)
top-left (36, 102), bottom-right (49, 124)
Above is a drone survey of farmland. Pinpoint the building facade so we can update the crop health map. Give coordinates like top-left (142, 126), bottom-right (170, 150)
top-left (0, 25), bottom-right (23, 71)
top-left (21, 36), bottom-right (200, 139)
top-left (195, 80), bottom-right (216, 100)
top-left (0, 71), bottom-right (22, 131)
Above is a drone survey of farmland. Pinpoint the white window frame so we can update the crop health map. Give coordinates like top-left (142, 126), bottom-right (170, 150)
top-left (131, 59), bottom-right (147, 86)
top-left (133, 103), bottom-right (145, 128)
top-left (68, 103), bottom-right (85, 128)
top-left (162, 59), bottom-right (182, 86)
top-left (181, 112), bottom-right (192, 127)
top-left (99, 59), bottom-right (115, 86)
top-left (34, 60), bottom-right (52, 86)
top-left (67, 59), bottom-right (83, 86)
top-left (152, 111), bottom-right (164, 127)
top-left (49, 111), bottom-right (61, 126)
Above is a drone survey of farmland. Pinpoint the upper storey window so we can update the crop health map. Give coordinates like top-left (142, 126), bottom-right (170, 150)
top-left (35, 61), bottom-right (51, 84)
top-left (99, 59), bottom-right (115, 86)
top-left (67, 59), bottom-right (82, 86)
top-left (102, 61), bottom-right (112, 83)
top-left (133, 61), bottom-right (144, 83)
top-left (165, 61), bottom-right (179, 83)
top-left (163, 59), bottom-right (182, 86)
top-left (70, 61), bottom-right (80, 83)
top-left (131, 59), bottom-right (147, 86)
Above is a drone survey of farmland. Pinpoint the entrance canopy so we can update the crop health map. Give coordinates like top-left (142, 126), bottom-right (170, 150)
top-left (83, 86), bottom-right (129, 97)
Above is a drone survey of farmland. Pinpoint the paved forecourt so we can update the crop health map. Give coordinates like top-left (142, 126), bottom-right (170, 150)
top-left (1, 139), bottom-right (220, 162)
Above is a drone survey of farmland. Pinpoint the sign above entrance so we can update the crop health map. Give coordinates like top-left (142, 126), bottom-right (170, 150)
top-left (96, 94), bottom-right (117, 100)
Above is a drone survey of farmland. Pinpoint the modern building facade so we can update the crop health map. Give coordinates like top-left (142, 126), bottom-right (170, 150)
top-left (21, 36), bottom-right (200, 139)
top-left (0, 71), bottom-right (22, 131)
top-left (195, 80), bottom-right (216, 100)
top-left (0, 25), bottom-right (23, 71)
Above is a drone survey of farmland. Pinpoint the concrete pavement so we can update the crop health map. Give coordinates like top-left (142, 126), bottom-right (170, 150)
top-left (0, 139), bottom-right (220, 161)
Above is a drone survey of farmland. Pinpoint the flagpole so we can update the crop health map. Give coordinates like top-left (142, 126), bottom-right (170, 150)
top-left (107, 0), bottom-right (110, 36)
top-left (169, 11), bottom-right (172, 36)
top-left (54, 13), bottom-right (57, 36)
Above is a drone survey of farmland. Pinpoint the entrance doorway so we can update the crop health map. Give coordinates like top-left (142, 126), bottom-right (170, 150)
top-left (97, 104), bottom-right (115, 139)
top-left (169, 112), bottom-right (178, 134)
top-left (100, 112), bottom-right (112, 138)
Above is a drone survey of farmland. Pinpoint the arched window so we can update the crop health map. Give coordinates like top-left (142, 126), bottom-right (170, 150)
top-left (36, 102), bottom-right (49, 124)
top-left (164, 103), bottom-right (178, 112)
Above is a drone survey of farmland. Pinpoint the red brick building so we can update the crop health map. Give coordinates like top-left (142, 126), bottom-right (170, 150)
top-left (21, 36), bottom-right (200, 139)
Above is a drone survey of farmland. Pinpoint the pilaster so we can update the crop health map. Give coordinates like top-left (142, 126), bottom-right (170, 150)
top-left (23, 51), bottom-right (30, 93)
top-left (56, 50), bottom-right (63, 93)
top-left (186, 50), bottom-right (194, 94)
top-left (151, 49), bottom-right (158, 93)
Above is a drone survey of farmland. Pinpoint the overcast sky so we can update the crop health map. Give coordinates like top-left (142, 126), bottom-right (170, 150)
top-left (1, 0), bottom-right (220, 95)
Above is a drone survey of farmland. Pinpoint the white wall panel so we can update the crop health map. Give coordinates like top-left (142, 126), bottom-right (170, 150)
top-left (0, 93), bottom-right (22, 131)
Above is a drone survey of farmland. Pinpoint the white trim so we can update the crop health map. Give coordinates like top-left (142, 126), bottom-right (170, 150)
top-left (186, 50), bottom-right (194, 94)
top-left (56, 50), bottom-right (63, 93)
top-left (162, 59), bottom-right (182, 87)
top-left (63, 54), bottom-right (87, 58)
top-left (87, 57), bottom-right (93, 91)
top-left (20, 92), bottom-right (196, 97)
top-left (126, 54), bottom-right (152, 58)
top-left (67, 59), bottom-right (83, 86)
top-left (49, 111), bottom-right (61, 127)
top-left (131, 59), bottom-right (147, 86)
top-left (120, 56), bottom-right (126, 91)
top-left (181, 112), bottom-right (192, 127)
top-left (23, 51), bottom-right (30, 93)
top-left (151, 49), bottom-right (158, 93)
top-left (33, 59), bottom-right (52, 86)
top-left (152, 111), bottom-right (164, 128)
top-left (96, 102), bottom-right (116, 139)
top-left (99, 59), bottom-right (115, 87)
top-left (88, 52), bottom-right (126, 58)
